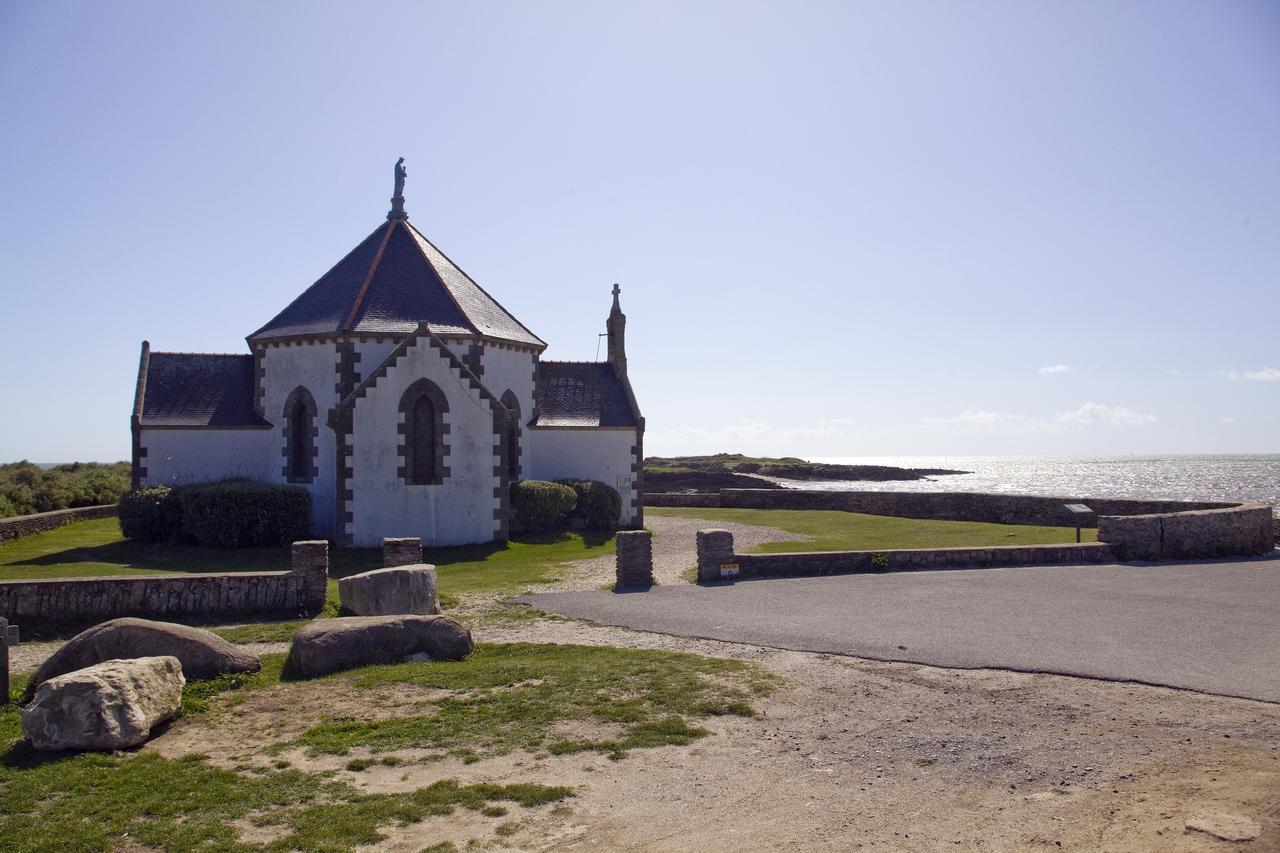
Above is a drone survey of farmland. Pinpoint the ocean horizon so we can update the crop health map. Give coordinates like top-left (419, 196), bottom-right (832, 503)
top-left (801, 454), bottom-right (1280, 508)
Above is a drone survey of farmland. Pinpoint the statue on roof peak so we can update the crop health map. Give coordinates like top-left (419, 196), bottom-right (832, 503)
top-left (393, 158), bottom-right (407, 199)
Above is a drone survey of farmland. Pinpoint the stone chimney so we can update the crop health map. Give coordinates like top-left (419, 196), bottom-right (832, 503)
top-left (607, 283), bottom-right (627, 375)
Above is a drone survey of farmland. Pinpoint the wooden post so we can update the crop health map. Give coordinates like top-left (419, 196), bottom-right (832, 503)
top-left (0, 617), bottom-right (16, 704)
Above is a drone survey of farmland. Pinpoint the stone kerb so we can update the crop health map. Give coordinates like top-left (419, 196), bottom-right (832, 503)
top-left (696, 529), bottom-right (735, 583)
top-left (383, 537), bottom-right (423, 567)
top-left (614, 530), bottom-right (654, 589)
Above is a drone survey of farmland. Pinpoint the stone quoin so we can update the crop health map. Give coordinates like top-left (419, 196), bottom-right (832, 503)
top-left (130, 161), bottom-right (644, 546)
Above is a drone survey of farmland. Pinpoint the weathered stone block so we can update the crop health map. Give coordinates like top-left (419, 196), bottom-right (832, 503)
top-left (23, 656), bottom-right (184, 751)
top-left (23, 617), bottom-right (259, 701)
top-left (614, 530), bottom-right (653, 589)
top-left (282, 615), bottom-right (473, 679)
top-left (338, 565), bottom-right (439, 616)
top-left (382, 537), bottom-right (422, 568)
top-left (696, 529), bottom-right (735, 583)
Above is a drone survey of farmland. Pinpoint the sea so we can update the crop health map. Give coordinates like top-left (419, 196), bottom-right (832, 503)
top-left (801, 455), bottom-right (1280, 510)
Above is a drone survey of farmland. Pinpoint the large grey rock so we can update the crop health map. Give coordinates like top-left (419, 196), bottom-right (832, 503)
top-left (338, 564), bottom-right (439, 616)
top-left (23, 656), bottom-right (185, 751)
top-left (23, 617), bottom-right (259, 701)
top-left (283, 615), bottom-right (473, 679)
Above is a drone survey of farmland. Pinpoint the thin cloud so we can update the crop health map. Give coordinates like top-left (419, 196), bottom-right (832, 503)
top-left (1229, 367), bottom-right (1280, 382)
top-left (1037, 364), bottom-right (1071, 374)
top-left (923, 402), bottom-right (1156, 431)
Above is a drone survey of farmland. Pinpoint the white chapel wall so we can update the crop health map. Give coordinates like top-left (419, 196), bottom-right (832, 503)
top-left (526, 428), bottom-right (638, 526)
top-left (348, 338), bottom-right (499, 547)
top-left (260, 343), bottom-right (339, 536)
top-left (140, 429), bottom-right (273, 485)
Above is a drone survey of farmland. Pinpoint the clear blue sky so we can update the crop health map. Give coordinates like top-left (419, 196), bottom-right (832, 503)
top-left (2, 1), bottom-right (1277, 462)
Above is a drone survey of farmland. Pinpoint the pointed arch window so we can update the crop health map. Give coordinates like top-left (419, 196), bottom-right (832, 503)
top-left (399, 379), bottom-right (450, 485)
top-left (500, 390), bottom-right (521, 480)
top-left (282, 386), bottom-right (317, 484)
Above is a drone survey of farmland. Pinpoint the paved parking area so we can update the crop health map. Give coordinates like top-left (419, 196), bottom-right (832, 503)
top-left (523, 553), bottom-right (1280, 702)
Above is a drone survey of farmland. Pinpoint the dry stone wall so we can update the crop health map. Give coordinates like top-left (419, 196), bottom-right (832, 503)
top-left (0, 540), bottom-right (330, 631)
top-left (1097, 504), bottom-right (1273, 561)
top-left (0, 505), bottom-right (118, 543)
top-left (718, 489), bottom-right (1235, 528)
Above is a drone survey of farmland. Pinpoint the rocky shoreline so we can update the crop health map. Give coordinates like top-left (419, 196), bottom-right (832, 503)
top-left (644, 454), bottom-right (969, 494)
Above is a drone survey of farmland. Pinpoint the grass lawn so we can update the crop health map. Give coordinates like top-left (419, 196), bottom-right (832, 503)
top-left (647, 506), bottom-right (1098, 552)
top-left (0, 642), bottom-right (772, 851)
top-left (0, 518), bottom-right (613, 596)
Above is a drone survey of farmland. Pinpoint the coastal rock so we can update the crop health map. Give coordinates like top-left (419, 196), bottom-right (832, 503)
top-left (23, 617), bottom-right (259, 701)
top-left (23, 656), bottom-right (184, 751)
top-left (282, 615), bottom-right (473, 679)
top-left (338, 564), bottom-right (439, 616)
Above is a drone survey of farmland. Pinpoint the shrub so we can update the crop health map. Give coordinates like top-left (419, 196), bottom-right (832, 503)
top-left (555, 479), bottom-right (622, 530)
top-left (178, 480), bottom-right (311, 548)
top-left (510, 480), bottom-right (577, 532)
top-left (118, 485), bottom-right (183, 542)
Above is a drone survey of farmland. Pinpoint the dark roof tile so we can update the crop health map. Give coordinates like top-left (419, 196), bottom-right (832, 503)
top-left (534, 362), bottom-right (637, 428)
top-left (249, 219), bottom-right (544, 348)
top-left (141, 353), bottom-right (268, 428)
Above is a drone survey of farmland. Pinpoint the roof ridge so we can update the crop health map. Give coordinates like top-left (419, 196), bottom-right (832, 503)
top-left (247, 221), bottom-right (388, 343)
top-left (398, 220), bottom-right (478, 336)
top-left (341, 220), bottom-right (396, 332)
top-left (404, 220), bottom-right (545, 347)
top-left (151, 351), bottom-right (253, 358)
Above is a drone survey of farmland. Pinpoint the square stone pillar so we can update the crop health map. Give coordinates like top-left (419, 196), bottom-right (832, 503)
top-left (291, 540), bottom-right (330, 615)
top-left (696, 529), bottom-right (735, 583)
top-left (383, 537), bottom-right (423, 567)
top-left (614, 530), bottom-right (653, 589)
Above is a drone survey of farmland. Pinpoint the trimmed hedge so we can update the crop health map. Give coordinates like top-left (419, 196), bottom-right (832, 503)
top-left (556, 479), bottom-right (622, 530)
top-left (510, 480), bottom-right (577, 533)
top-left (179, 480), bottom-right (311, 548)
top-left (118, 485), bottom-right (183, 543)
top-left (118, 480), bottom-right (311, 548)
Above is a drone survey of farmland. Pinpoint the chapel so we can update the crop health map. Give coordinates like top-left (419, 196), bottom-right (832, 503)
top-left (129, 162), bottom-right (644, 546)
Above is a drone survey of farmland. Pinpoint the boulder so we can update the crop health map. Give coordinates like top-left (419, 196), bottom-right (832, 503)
top-left (282, 615), bottom-right (473, 679)
top-left (338, 564), bottom-right (439, 616)
top-left (23, 617), bottom-right (259, 701)
top-left (23, 656), bottom-right (185, 751)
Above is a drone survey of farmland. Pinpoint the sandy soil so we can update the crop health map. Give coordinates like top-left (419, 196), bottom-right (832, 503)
top-left (12, 515), bottom-right (1280, 850)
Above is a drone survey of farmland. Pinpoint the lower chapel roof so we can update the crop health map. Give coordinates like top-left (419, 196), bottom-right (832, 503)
top-left (136, 351), bottom-right (638, 430)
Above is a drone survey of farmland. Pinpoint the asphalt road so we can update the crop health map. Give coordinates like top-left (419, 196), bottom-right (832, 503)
top-left (521, 554), bottom-right (1280, 703)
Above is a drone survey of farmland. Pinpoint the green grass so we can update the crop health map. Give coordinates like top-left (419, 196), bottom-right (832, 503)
top-left (282, 642), bottom-right (776, 762)
top-left (0, 517), bottom-right (613, 597)
top-left (647, 506), bottom-right (1098, 552)
top-left (0, 671), bottom-right (571, 852)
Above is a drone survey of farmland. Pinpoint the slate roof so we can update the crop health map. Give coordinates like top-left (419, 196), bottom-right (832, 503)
top-left (140, 353), bottom-right (268, 428)
top-left (248, 219), bottom-right (545, 348)
top-left (534, 362), bottom-right (639, 428)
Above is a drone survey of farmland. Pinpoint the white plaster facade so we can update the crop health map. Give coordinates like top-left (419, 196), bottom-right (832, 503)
top-left (132, 187), bottom-right (644, 547)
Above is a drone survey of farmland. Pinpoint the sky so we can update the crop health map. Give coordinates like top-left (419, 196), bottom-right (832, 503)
top-left (1, 0), bottom-right (1277, 462)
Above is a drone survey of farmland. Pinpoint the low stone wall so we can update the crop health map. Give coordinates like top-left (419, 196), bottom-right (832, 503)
top-left (0, 540), bottom-right (330, 632)
top-left (0, 504), bottom-right (119, 543)
top-left (1097, 504), bottom-right (1274, 561)
top-left (735, 543), bottom-right (1116, 578)
top-left (695, 528), bottom-right (1115, 581)
top-left (644, 493), bottom-right (723, 508)
top-left (718, 489), bottom-right (1234, 528)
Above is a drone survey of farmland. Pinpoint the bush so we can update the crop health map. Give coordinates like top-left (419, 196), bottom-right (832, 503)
top-left (118, 485), bottom-right (183, 542)
top-left (556, 479), bottom-right (622, 530)
top-left (178, 480), bottom-right (312, 548)
top-left (510, 480), bottom-right (577, 532)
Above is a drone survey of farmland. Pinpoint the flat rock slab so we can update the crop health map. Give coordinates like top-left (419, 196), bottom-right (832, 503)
top-left (283, 615), bottom-right (473, 679)
top-left (338, 564), bottom-right (439, 616)
top-left (521, 554), bottom-right (1280, 703)
top-left (1185, 813), bottom-right (1262, 842)
top-left (23, 656), bottom-right (184, 751)
top-left (24, 617), bottom-right (259, 701)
